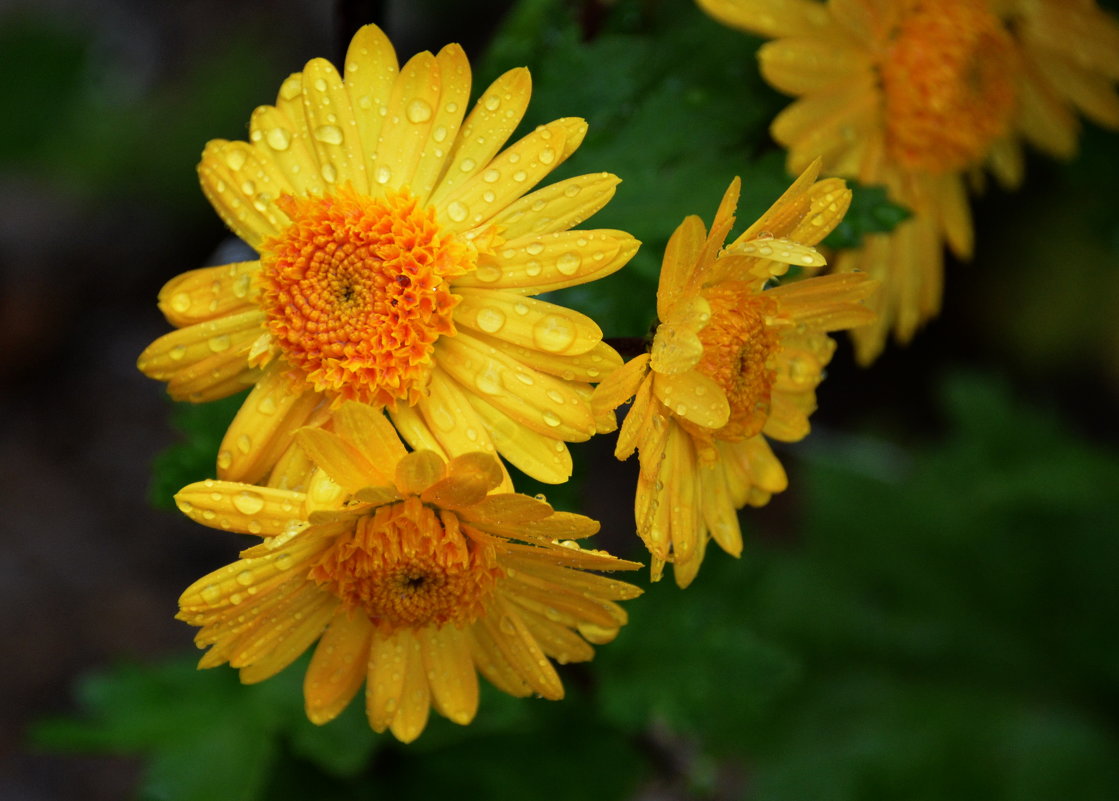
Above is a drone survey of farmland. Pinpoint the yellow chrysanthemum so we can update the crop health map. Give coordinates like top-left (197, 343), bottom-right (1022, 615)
top-left (175, 402), bottom-right (641, 743)
top-left (697, 0), bottom-right (1119, 363)
top-left (593, 163), bottom-right (876, 586)
top-left (138, 24), bottom-right (637, 485)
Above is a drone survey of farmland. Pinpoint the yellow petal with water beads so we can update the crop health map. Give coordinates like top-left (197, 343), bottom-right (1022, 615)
top-left (374, 50), bottom-right (442, 195)
top-left (466, 392), bottom-right (574, 485)
top-left (157, 261), bottom-right (260, 327)
top-left (453, 289), bottom-right (603, 356)
top-left (455, 229), bottom-right (638, 294)
top-left (344, 24), bottom-right (398, 181)
top-left (655, 214), bottom-right (707, 321)
top-left (301, 57), bottom-right (367, 192)
top-left (304, 610), bottom-right (374, 725)
top-left (175, 481), bottom-right (306, 536)
top-left (413, 368), bottom-right (502, 466)
top-left (653, 370), bottom-right (730, 430)
top-left (729, 237), bottom-right (826, 270)
top-left (428, 67), bottom-right (533, 208)
top-left (649, 296), bottom-right (710, 376)
top-left (479, 601), bottom-right (563, 700)
top-left (249, 104), bottom-right (324, 197)
top-left (198, 140), bottom-right (293, 249)
top-left (470, 333), bottom-right (622, 385)
top-left (406, 44), bottom-right (473, 205)
top-left (366, 630), bottom-right (408, 733)
top-left (137, 309), bottom-right (264, 382)
top-left (388, 634), bottom-right (431, 743)
top-left (418, 625), bottom-right (478, 726)
top-left (488, 172), bottom-right (620, 240)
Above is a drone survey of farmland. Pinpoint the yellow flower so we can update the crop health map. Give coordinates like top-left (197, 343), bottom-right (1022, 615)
top-left (138, 24), bottom-right (637, 485)
top-left (175, 402), bottom-right (641, 743)
top-left (594, 163), bottom-right (875, 586)
top-left (697, 0), bottom-right (1119, 363)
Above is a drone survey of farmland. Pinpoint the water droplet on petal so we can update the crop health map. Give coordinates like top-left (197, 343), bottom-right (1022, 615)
top-left (217, 450), bottom-right (232, 469)
top-left (233, 490), bottom-right (266, 515)
top-left (170, 293), bottom-right (191, 313)
top-left (475, 307), bottom-right (506, 333)
top-left (375, 165), bottom-right (392, 185)
top-left (542, 411), bottom-right (562, 427)
top-left (236, 569), bottom-right (254, 586)
top-left (320, 162), bottom-right (337, 183)
top-left (473, 263), bottom-right (502, 282)
top-left (313, 125), bottom-right (344, 145)
top-left (556, 252), bottom-right (581, 275)
top-left (236, 434), bottom-right (252, 454)
top-left (201, 584), bottom-right (221, 604)
top-left (225, 149), bottom-right (247, 170)
top-left (538, 147), bottom-right (556, 165)
top-left (447, 201), bottom-right (468, 222)
top-left (459, 158), bottom-right (476, 172)
top-left (532, 315), bottom-right (577, 353)
top-left (266, 127), bottom-right (292, 151)
top-left (406, 98), bottom-right (433, 123)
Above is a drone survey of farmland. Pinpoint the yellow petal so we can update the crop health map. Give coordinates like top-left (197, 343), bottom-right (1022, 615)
top-left (479, 601), bottom-right (563, 700)
top-left (418, 625), bottom-right (479, 726)
top-left (389, 632), bottom-right (432, 743)
top-left (198, 140), bottom-right (293, 249)
top-left (238, 595), bottom-right (335, 683)
top-left (301, 58), bottom-right (368, 191)
top-left (696, 0), bottom-right (834, 37)
top-left (467, 620), bottom-right (532, 698)
top-left (157, 261), bottom-right (260, 327)
top-left (175, 481), bottom-right (306, 537)
top-left (248, 104), bottom-right (325, 197)
top-left (408, 44), bottom-right (473, 204)
top-left (434, 118), bottom-right (585, 232)
top-left (137, 309), bottom-right (262, 383)
top-left (758, 36), bottom-right (872, 94)
top-left (467, 333), bottom-right (622, 384)
top-left (467, 392), bottom-right (572, 484)
top-left (304, 610), bottom-right (374, 724)
top-left (436, 334), bottom-right (596, 441)
top-left (454, 289), bottom-right (603, 356)
top-left (653, 370), bottom-right (730, 430)
top-left (374, 50), bottom-right (443, 195)
top-left (413, 368), bottom-right (502, 460)
top-left (344, 24), bottom-right (399, 182)
top-left (488, 172), bottom-right (620, 240)
top-left (591, 353), bottom-right (649, 414)
top-left (454, 229), bottom-right (639, 295)
top-left (649, 296), bottom-right (710, 375)
top-left (296, 427), bottom-right (384, 493)
top-left (429, 68), bottom-right (532, 208)
top-left (394, 450), bottom-right (447, 495)
top-left (656, 214), bottom-right (707, 320)
top-left (331, 402), bottom-right (407, 474)
top-left (217, 365), bottom-right (323, 484)
top-left (421, 452), bottom-right (505, 508)
top-left (366, 630), bottom-right (409, 733)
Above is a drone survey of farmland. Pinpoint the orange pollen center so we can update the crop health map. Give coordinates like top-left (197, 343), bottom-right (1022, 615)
top-left (695, 283), bottom-right (780, 442)
top-left (259, 188), bottom-right (476, 407)
top-left (309, 496), bottom-right (501, 632)
top-left (881, 0), bottom-right (1016, 173)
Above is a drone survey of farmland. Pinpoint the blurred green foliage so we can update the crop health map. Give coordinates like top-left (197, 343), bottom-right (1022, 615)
top-left (35, 372), bottom-right (1119, 800)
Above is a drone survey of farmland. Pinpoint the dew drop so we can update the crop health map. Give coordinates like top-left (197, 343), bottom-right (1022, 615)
top-left (224, 149), bottom-right (247, 170)
top-left (546, 389), bottom-right (565, 404)
top-left (525, 242), bottom-right (544, 256)
top-left (313, 77), bottom-right (328, 92)
top-left (217, 450), bottom-right (233, 470)
top-left (556, 251), bottom-right (582, 275)
top-left (236, 434), bottom-right (252, 454)
top-left (538, 147), bottom-right (556, 165)
top-left (532, 315), bottom-right (577, 353)
top-left (512, 170), bottom-right (527, 183)
top-left (275, 553), bottom-right (294, 571)
top-left (475, 307), bottom-right (506, 333)
top-left (447, 201), bottom-right (469, 222)
top-left (563, 184), bottom-right (581, 197)
top-left (201, 584), bottom-right (221, 604)
top-left (474, 368), bottom-right (503, 396)
top-left (406, 98), bottom-right (433, 123)
top-left (240, 180), bottom-right (255, 196)
top-left (320, 162), bottom-right (337, 183)
top-left (482, 190), bottom-right (496, 203)
top-left (459, 158), bottom-right (476, 172)
top-left (170, 293), bottom-right (191, 313)
top-left (525, 261), bottom-right (542, 276)
top-left (432, 125), bottom-right (448, 143)
top-left (375, 165), bottom-right (392, 185)
top-left (514, 372), bottom-right (535, 386)
top-left (258, 396), bottom-right (277, 415)
top-left (209, 335), bottom-right (231, 352)
top-left (236, 570), bottom-right (254, 587)
top-left (247, 520), bottom-right (262, 534)
top-left (484, 94), bottom-right (501, 111)
top-left (542, 411), bottom-right (562, 427)
top-left (513, 302), bottom-right (529, 316)
top-left (473, 263), bottom-right (502, 282)
top-left (313, 124), bottom-right (344, 145)
top-left (482, 168), bottom-right (500, 183)
top-left (233, 490), bottom-right (266, 515)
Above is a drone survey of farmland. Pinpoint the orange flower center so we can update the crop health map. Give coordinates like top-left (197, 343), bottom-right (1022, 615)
top-left (259, 188), bottom-right (476, 407)
top-left (695, 283), bottom-right (780, 441)
top-left (881, 0), bottom-right (1016, 173)
top-left (309, 496), bottom-right (501, 632)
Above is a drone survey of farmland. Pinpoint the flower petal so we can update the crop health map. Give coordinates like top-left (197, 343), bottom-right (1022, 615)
top-left (454, 229), bottom-right (638, 295)
top-left (479, 601), bottom-right (563, 700)
top-left (466, 392), bottom-right (573, 484)
top-left (331, 402), bottom-right (407, 474)
top-left (157, 261), bottom-right (260, 327)
top-left (198, 140), bottom-right (293, 249)
top-left (389, 632), bottom-right (432, 743)
top-left (653, 370), bottom-right (730, 430)
top-left (304, 610), bottom-right (374, 724)
top-left (421, 452), bottom-right (504, 508)
top-left (454, 289), bottom-right (603, 356)
top-left (297, 427), bottom-right (385, 492)
top-left (175, 481), bottom-right (306, 537)
top-left (300, 57), bottom-right (368, 192)
top-left (418, 625), bottom-right (479, 726)
top-left (488, 172), bottom-right (620, 240)
top-left (395, 450), bottom-right (447, 495)
top-left (366, 630), bottom-right (409, 733)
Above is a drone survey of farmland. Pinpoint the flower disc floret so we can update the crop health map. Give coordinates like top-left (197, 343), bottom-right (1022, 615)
top-left (260, 189), bottom-right (474, 406)
top-left (694, 283), bottom-right (780, 442)
top-left (310, 496), bottom-right (500, 632)
top-left (882, 0), bottom-right (1017, 173)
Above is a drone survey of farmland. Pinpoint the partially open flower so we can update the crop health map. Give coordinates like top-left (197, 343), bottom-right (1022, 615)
top-left (175, 402), bottom-right (641, 742)
top-left (595, 162), bottom-right (875, 586)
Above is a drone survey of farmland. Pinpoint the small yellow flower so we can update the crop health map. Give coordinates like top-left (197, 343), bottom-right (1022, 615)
top-left (138, 24), bottom-right (637, 485)
top-left (697, 0), bottom-right (1119, 363)
top-left (594, 163), bottom-right (875, 587)
top-left (175, 402), bottom-right (641, 743)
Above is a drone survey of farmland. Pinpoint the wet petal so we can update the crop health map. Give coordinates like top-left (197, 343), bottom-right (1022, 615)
top-left (304, 610), bottom-right (374, 724)
top-left (454, 289), bottom-right (602, 356)
top-left (418, 625), bottom-right (478, 725)
top-left (175, 481), bottom-right (306, 537)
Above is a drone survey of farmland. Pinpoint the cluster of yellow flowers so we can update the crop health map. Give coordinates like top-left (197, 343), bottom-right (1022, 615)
top-left (138, 0), bottom-right (1119, 741)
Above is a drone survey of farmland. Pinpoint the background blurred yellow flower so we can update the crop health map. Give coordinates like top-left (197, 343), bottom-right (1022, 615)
top-left (697, 0), bottom-right (1119, 363)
